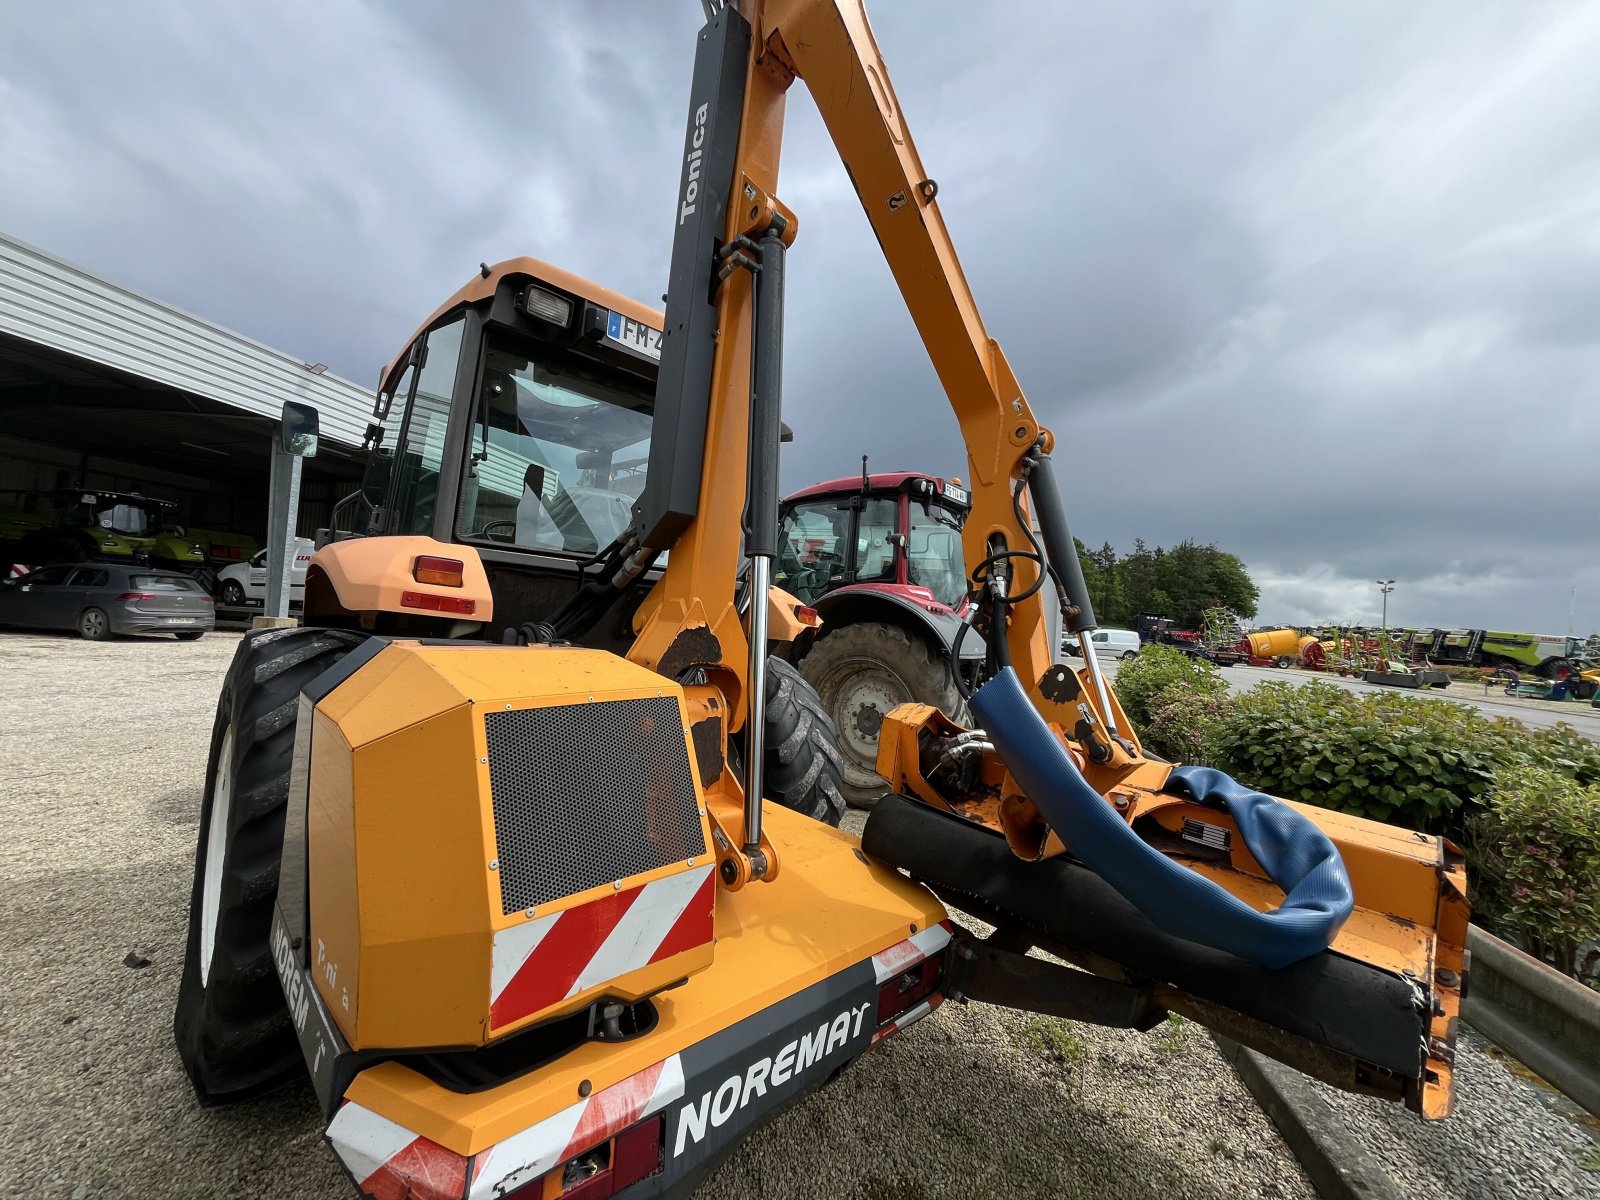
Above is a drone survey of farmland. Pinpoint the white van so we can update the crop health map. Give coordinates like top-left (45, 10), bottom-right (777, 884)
top-left (215, 537), bottom-right (314, 608)
top-left (1069, 628), bottom-right (1142, 662)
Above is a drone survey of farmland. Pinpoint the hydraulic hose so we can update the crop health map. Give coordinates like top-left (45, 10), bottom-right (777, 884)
top-left (969, 667), bottom-right (1354, 969)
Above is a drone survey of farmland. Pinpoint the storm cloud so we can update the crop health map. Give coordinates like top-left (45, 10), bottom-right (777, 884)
top-left (2, 1), bottom-right (1596, 632)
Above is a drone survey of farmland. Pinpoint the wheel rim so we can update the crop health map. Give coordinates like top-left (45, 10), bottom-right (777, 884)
top-left (83, 610), bottom-right (106, 637)
top-left (823, 662), bottom-right (913, 787)
top-left (198, 724), bottom-right (235, 988)
top-left (221, 584), bottom-right (243, 605)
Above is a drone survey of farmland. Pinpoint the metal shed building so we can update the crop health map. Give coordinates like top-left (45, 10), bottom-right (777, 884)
top-left (0, 232), bottom-right (373, 558)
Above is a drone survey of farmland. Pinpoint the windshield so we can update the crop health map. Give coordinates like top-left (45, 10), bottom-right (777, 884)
top-left (906, 500), bottom-right (967, 609)
top-left (457, 339), bottom-right (653, 556)
top-left (90, 499), bottom-right (159, 537)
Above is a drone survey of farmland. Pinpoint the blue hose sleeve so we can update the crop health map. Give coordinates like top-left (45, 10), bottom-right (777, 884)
top-left (970, 668), bottom-right (1353, 969)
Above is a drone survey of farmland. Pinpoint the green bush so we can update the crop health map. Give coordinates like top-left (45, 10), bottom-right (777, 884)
top-left (1467, 766), bottom-right (1600, 980)
top-left (1144, 688), bottom-right (1235, 765)
top-left (1209, 682), bottom-right (1501, 829)
top-left (1141, 671), bottom-right (1600, 979)
top-left (1113, 644), bottom-right (1230, 730)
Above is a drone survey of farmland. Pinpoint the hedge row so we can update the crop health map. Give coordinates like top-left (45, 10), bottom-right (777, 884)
top-left (1115, 645), bottom-right (1600, 981)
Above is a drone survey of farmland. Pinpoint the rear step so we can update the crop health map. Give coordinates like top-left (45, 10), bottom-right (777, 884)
top-left (862, 793), bottom-right (1447, 1111)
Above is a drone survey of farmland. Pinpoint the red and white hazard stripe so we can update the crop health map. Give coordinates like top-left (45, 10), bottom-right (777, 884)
top-left (325, 1102), bottom-right (468, 1200)
top-left (7, 564), bottom-right (37, 579)
top-left (871, 993), bottom-right (945, 1047)
top-left (869, 920), bottom-right (952, 985)
top-left (868, 920), bottom-right (952, 1048)
top-left (468, 1053), bottom-right (684, 1198)
top-left (490, 865), bottom-right (715, 1030)
top-left (326, 1054), bottom-right (685, 1200)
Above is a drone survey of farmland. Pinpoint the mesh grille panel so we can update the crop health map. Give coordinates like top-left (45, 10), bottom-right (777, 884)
top-left (485, 697), bottom-right (707, 914)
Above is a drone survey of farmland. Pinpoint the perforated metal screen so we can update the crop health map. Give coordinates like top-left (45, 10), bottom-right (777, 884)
top-left (484, 696), bottom-right (707, 914)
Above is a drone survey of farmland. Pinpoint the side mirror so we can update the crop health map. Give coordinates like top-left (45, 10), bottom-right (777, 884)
top-left (282, 401), bottom-right (320, 458)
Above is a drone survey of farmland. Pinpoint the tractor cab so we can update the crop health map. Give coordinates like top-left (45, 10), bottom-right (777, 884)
top-left (321, 260), bottom-right (666, 646)
top-left (777, 470), bottom-right (970, 613)
top-left (65, 489), bottom-right (165, 539)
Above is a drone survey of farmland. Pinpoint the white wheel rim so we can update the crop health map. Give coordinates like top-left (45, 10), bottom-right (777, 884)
top-left (829, 665), bottom-right (910, 782)
top-left (199, 724), bottom-right (234, 988)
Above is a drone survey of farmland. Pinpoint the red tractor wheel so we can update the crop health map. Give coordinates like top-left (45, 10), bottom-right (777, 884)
top-left (797, 622), bottom-right (964, 809)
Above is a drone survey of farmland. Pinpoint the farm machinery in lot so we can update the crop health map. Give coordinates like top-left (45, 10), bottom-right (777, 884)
top-left (0, 488), bottom-right (208, 577)
top-left (175, 3), bottom-right (1468, 1197)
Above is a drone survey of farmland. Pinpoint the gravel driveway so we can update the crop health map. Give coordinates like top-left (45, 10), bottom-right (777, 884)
top-left (0, 631), bottom-right (1590, 1198)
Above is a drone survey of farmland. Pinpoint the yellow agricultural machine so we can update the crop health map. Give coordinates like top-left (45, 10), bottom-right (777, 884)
top-left (175, 3), bottom-right (1468, 1196)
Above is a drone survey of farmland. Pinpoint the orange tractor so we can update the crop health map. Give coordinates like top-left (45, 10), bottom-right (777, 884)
top-left (175, 3), bottom-right (1467, 1196)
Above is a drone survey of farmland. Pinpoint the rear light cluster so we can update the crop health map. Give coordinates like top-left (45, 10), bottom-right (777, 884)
top-left (506, 1116), bottom-right (665, 1200)
top-left (877, 954), bottom-right (942, 1027)
top-left (793, 604), bottom-right (821, 627)
top-left (413, 555), bottom-right (464, 587)
top-left (116, 592), bottom-right (156, 602)
top-left (404, 556), bottom-right (474, 614)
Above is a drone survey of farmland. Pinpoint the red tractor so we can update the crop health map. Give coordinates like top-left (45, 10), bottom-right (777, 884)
top-left (775, 465), bottom-right (985, 806)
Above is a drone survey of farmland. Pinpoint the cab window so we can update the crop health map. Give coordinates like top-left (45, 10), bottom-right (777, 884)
top-left (390, 318), bottom-right (466, 536)
top-left (905, 503), bottom-right (966, 609)
top-left (359, 362), bottom-right (415, 517)
top-left (777, 501), bottom-right (849, 604)
top-left (456, 337), bottom-right (654, 555)
top-left (854, 497), bottom-right (899, 583)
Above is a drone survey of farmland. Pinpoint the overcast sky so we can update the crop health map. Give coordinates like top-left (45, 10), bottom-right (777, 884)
top-left (3, 2), bottom-right (1596, 633)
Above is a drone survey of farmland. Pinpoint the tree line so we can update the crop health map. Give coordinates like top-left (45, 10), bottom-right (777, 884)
top-left (1072, 538), bottom-right (1259, 630)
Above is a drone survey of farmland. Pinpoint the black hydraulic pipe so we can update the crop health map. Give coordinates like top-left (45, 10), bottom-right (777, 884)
top-left (1026, 453), bottom-right (1096, 634)
top-left (743, 218), bottom-right (788, 558)
top-left (740, 218), bottom-right (788, 869)
top-left (860, 792), bottom-right (1424, 1079)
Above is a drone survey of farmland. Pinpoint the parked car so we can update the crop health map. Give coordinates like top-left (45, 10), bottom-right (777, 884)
top-left (0, 563), bottom-right (214, 640)
top-left (1084, 628), bottom-right (1143, 662)
top-left (215, 537), bottom-right (313, 608)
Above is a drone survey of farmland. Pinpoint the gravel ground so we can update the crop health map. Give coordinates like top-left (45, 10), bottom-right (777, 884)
top-left (0, 630), bottom-right (1590, 1199)
top-left (1307, 1028), bottom-right (1600, 1200)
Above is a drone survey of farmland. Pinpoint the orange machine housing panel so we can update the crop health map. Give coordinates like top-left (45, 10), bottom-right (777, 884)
top-left (308, 641), bottom-right (717, 1051)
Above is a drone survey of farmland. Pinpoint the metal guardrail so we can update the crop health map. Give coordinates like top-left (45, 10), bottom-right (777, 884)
top-left (1462, 925), bottom-right (1600, 1118)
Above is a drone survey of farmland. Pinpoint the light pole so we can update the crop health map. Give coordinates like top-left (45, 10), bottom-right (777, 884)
top-left (1376, 579), bottom-right (1395, 636)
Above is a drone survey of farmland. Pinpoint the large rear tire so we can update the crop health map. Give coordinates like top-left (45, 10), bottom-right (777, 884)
top-left (761, 658), bottom-right (847, 827)
top-left (798, 621), bottom-right (964, 810)
top-left (174, 627), bottom-right (364, 1105)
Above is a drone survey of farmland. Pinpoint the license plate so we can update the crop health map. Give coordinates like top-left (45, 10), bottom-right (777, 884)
top-left (166, 616), bottom-right (197, 624)
top-left (605, 311), bottom-right (662, 361)
top-left (943, 484), bottom-right (969, 506)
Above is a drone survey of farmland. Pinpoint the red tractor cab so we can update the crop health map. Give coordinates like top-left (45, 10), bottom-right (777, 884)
top-left (777, 468), bottom-right (984, 806)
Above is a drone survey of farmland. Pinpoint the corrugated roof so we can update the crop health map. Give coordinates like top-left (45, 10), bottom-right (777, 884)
top-left (0, 232), bottom-right (373, 449)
